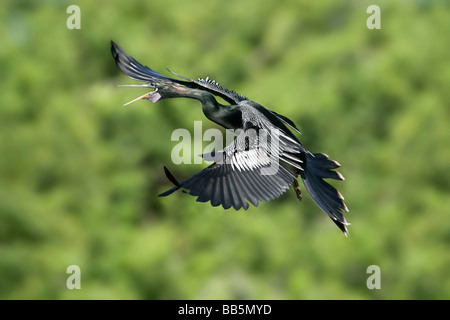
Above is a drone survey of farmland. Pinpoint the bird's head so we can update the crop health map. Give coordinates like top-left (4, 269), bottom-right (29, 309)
top-left (116, 84), bottom-right (162, 106)
top-left (111, 40), bottom-right (168, 106)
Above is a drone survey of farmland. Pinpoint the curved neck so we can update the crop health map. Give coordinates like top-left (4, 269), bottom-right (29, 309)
top-left (160, 87), bottom-right (242, 129)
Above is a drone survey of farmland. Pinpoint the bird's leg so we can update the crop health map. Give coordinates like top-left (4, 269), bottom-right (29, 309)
top-left (289, 166), bottom-right (302, 201)
top-left (293, 178), bottom-right (302, 201)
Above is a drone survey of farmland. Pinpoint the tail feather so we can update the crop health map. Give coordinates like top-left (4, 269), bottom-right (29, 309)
top-left (301, 153), bottom-right (350, 235)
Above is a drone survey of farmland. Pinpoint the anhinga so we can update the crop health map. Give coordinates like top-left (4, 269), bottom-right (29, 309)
top-left (111, 41), bottom-right (350, 235)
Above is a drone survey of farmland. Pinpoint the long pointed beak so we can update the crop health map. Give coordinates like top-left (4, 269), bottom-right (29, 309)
top-left (122, 88), bottom-right (160, 106)
top-left (123, 92), bottom-right (153, 106)
top-left (117, 84), bottom-right (152, 87)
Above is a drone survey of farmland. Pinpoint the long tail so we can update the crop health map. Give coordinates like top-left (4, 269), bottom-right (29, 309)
top-left (300, 153), bottom-right (350, 235)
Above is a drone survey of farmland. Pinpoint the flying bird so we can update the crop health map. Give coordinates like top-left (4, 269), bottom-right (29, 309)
top-left (111, 41), bottom-right (350, 235)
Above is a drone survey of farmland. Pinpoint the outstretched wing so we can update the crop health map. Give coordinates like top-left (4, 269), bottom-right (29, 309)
top-left (159, 103), bottom-right (306, 210)
top-left (160, 163), bottom-right (294, 210)
top-left (111, 41), bottom-right (188, 85)
top-left (111, 41), bottom-right (246, 105)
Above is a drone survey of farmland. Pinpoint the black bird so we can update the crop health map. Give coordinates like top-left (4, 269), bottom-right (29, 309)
top-left (111, 41), bottom-right (350, 235)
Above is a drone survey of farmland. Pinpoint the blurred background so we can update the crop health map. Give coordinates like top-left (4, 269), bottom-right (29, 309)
top-left (1, 0), bottom-right (449, 299)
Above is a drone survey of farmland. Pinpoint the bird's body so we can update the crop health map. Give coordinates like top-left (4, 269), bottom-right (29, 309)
top-left (111, 41), bottom-right (350, 235)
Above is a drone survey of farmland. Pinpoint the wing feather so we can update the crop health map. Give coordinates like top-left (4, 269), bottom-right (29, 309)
top-left (158, 99), bottom-right (306, 210)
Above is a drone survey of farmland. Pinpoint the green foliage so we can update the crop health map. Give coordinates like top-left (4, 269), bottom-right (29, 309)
top-left (1, 0), bottom-right (449, 299)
